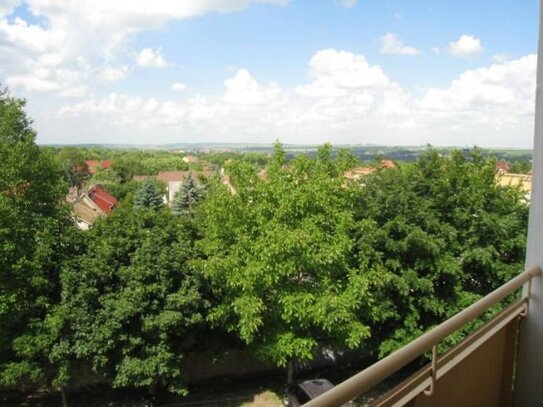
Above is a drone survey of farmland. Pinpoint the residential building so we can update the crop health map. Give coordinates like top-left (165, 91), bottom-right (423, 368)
top-left (85, 160), bottom-right (113, 175)
top-left (68, 185), bottom-right (117, 230)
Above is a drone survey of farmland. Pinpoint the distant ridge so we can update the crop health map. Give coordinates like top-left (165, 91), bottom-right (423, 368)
top-left (39, 142), bottom-right (532, 151)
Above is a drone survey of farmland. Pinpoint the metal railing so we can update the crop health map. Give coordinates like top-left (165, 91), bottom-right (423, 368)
top-left (304, 266), bottom-right (541, 407)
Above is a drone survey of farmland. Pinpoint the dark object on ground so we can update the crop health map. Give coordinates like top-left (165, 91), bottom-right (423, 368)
top-left (282, 379), bottom-right (352, 407)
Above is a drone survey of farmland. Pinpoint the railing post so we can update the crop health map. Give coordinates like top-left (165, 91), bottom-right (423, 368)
top-left (514, 1), bottom-right (543, 405)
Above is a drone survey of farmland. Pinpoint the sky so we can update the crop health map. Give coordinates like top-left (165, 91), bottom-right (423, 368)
top-left (0, 0), bottom-right (539, 148)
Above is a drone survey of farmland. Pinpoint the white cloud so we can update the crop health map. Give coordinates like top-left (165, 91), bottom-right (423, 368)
top-left (448, 35), bottom-right (483, 58)
top-left (419, 55), bottom-right (534, 113)
top-left (7, 75), bottom-right (59, 92)
top-left (339, 0), bottom-right (357, 8)
top-left (223, 69), bottom-right (283, 104)
top-left (0, 16), bottom-right (64, 53)
top-left (100, 66), bottom-right (128, 83)
top-left (136, 48), bottom-right (168, 68)
top-left (296, 49), bottom-right (391, 98)
top-left (0, 0), bottom-right (288, 96)
top-left (0, 0), bottom-right (21, 19)
top-left (172, 82), bottom-right (187, 92)
top-left (380, 33), bottom-right (420, 56)
top-left (52, 50), bottom-right (536, 148)
top-left (493, 53), bottom-right (511, 64)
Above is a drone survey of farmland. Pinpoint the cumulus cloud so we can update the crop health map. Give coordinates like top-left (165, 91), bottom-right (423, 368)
top-left (172, 82), bottom-right (187, 92)
top-left (100, 66), bottom-right (128, 83)
top-left (224, 69), bottom-right (283, 104)
top-left (136, 48), bottom-right (168, 68)
top-left (0, 0), bottom-right (288, 96)
top-left (296, 49), bottom-right (391, 98)
top-left (52, 49), bottom-right (536, 147)
top-left (338, 0), bottom-right (358, 8)
top-left (0, 0), bottom-right (20, 18)
top-left (493, 53), bottom-right (511, 64)
top-left (448, 35), bottom-right (483, 58)
top-left (419, 55), bottom-right (534, 114)
top-left (380, 33), bottom-right (421, 56)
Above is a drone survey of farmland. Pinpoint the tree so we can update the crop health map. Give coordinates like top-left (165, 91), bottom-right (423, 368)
top-left (56, 146), bottom-right (90, 188)
top-left (0, 87), bottom-right (75, 396)
top-left (199, 143), bottom-right (376, 381)
top-left (352, 149), bottom-right (528, 356)
top-left (54, 207), bottom-right (208, 397)
top-left (172, 172), bottom-right (205, 216)
top-left (508, 159), bottom-right (531, 174)
top-left (134, 179), bottom-right (164, 209)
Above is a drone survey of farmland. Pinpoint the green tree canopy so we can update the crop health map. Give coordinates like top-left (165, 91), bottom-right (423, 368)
top-left (56, 146), bottom-right (90, 188)
top-left (172, 172), bottom-right (205, 216)
top-left (199, 143), bottom-right (377, 374)
top-left (0, 88), bottom-right (75, 389)
top-left (53, 207), bottom-right (208, 395)
top-left (352, 149), bottom-right (528, 355)
top-left (134, 179), bottom-right (165, 209)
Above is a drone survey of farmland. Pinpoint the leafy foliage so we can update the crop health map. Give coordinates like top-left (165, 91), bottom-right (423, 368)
top-left (200, 143), bottom-right (374, 367)
top-left (352, 150), bottom-right (528, 355)
top-left (508, 159), bottom-right (531, 174)
top-left (0, 88), bottom-right (75, 388)
top-left (53, 207), bottom-right (208, 394)
top-left (0, 105), bottom-right (530, 400)
top-left (56, 147), bottom-right (90, 188)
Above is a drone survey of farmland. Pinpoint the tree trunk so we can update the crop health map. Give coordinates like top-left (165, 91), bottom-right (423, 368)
top-left (287, 358), bottom-right (295, 384)
top-left (148, 378), bottom-right (158, 406)
top-left (61, 387), bottom-right (68, 407)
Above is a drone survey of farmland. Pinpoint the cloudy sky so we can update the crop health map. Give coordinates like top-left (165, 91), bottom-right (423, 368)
top-left (0, 0), bottom-right (539, 147)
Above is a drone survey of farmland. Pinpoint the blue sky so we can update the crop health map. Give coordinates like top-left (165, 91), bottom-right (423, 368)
top-left (0, 0), bottom-right (539, 147)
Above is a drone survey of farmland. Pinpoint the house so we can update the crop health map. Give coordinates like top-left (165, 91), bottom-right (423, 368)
top-left (381, 159), bottom-right (396, 169)
top-left (68, 185), bottom-right (117, 229)
top-left (344, 160), bottom-right (395, 181)
top-left (158, 170), bottom-right (215, 204)
top-left (85, 160), bottom-right (113, 175)
top-left (88, 185), bottom-right (117, 215)
top-left (343, 167), bottom-right (376, 180)
top-left (497, 173), bottom-right (532, 202)
top-left (133, 170), bottom-right (216, 205)
top-left (496, 160), bottom-right (510, 174)
top-left (182, 155), bottom-right (199, 164)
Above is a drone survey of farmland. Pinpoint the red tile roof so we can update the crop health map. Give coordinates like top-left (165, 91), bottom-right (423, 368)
top-left (156, 170), bottom-right (216, 183)
top-left (88, 185), bottom-right (117, 215)
top-left (496, 160), bottom-right (510, 173)
top-left (85, 160), bottom-right (113, 174)
top-left (344, 167), bottom-right (376, 179)
top-left (381, 160), bottom-right (396, 169)
top-left (157, 171), bottom-right (186, 183)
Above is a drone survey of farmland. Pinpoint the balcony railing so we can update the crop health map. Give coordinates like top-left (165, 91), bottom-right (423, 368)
top-left (304, 266), bottom-right (541, 407)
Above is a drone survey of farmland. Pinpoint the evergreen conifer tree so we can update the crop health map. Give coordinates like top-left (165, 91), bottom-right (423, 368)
top-left (134, 179), bottom-right (164, 209)
top-left (172, 172), bottom-right (204, 216)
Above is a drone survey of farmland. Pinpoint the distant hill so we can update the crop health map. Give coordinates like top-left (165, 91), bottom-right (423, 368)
top-left (40, 142), bottom-right (532, 162)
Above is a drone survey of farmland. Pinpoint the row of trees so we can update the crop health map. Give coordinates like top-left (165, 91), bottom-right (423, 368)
top-left (0, 90), bottom-right (529, 402)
